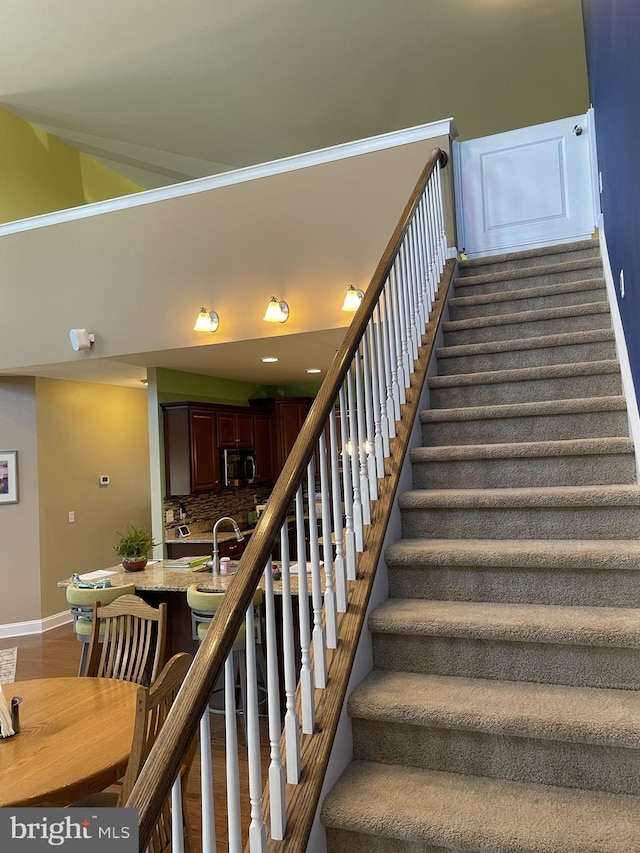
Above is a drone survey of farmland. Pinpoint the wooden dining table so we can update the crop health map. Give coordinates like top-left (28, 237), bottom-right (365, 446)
top-left (0, 676), bottom-right (139, 807)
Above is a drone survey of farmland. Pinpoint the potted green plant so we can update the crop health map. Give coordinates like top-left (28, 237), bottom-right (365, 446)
top-left (114, 522), bottom-right (157, 572)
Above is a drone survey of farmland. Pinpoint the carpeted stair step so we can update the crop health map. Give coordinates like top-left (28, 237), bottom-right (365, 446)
top-left (369, 598), bottom-right (640, 689)
top-left (428, 361), bottom-right (622, 409)
top-left (435, 329), bottom-right (616, 375)
top-left (349, 670), bottom-right (640, 794)
top-left (448, 278), bottom-right (605, 322)
top-left (410, 437), bottom-right (635, 489)
top-left (453, 257), bottom-right (604, 297)
top-left (443, 302), bottom-right (611, 346)
top-left (384, 538), bottom-right (640, 607)
top-left (420, 397), bottom-right (629, 446)
top-left (399, 484), bottom-right (640, 540)
top-left (321, 761), bottom-right (640, 853)
top-left (457, 239), bottom-right (600, 279)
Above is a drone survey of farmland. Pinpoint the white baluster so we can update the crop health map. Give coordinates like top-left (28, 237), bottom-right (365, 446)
top-left (307, 459), bottom-right (327, 688)
top-left (380, 284), bottom-right (398, 431)
top-left (362, 324), bottom-right (379, 501)
top-left (421, 189), bottom-right (436, 304)
top-left (401, 238), bottom-right (418, 366)
top-left (389, 260), bottom-right (407, 403)
top-left (347, 365), bottom-right (365, 549)
top-left (225, 653), bottom-right (242, 853)
top-left (171, 775), bottom-right (185, 853)
top-left (435, 160), bottom-right (447, 276)
top-left (384, 281), bottom-right (401, 421)
top-left (416, 194), bottom-right (432, 313)
top-left (354, 349), bottom-right (372, 526)
top-left (318, 429), bottom-right (338, 645)
top-left (199, 710), bottom-right (217, 853)
top-left (428, 175), bottom-right (440, 287)
top-left (246, 599), bottom-right (267, 853)
top-left (329, 407), bottom-right (348, 612)
top-left (374, 302), bottom-right (392, 454)
top-left (410, 215), bottom-right (424, 341)
top-left (426, 176), bottom-right (440, 294)
top-left (367, 321), bottom-right (385, 479)
top-left (339, 385), bottom-right (357, 581)
top-left (279, 528), bottom-right (301, 784)
top-left (295, 486), bottom-right (315, 734)
top-left (264, 559), bottom-right (286, 840)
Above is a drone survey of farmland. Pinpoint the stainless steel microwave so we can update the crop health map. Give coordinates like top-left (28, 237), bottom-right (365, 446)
top-left (221, 448), bottom-right (256, 487)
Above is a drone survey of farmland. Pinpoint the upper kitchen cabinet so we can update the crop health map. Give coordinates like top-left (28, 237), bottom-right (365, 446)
top-left (253, 411), bottom-right (274, 484)
top-left (216, 410), bottom-right (254, 448)
top-left (274, 397), bottom-right (313, 475)
top-left (162, 404), bottom-right (221, 495)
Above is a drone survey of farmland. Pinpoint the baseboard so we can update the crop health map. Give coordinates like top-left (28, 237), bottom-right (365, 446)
top-left (0, 610), bottom-right (72, 639)
top-left (598, 216), bottom-right (640, 480)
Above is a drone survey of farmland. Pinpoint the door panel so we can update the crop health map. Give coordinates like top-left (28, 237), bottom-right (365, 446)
top-left (456, 115), bottom-right (596, 258)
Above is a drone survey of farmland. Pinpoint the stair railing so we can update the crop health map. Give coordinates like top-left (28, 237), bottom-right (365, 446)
top-left (127, 146), bottom-right (451, 852)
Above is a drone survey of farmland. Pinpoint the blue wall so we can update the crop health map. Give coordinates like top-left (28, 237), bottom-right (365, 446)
top-left (582, 0), bottom-right (640, 392)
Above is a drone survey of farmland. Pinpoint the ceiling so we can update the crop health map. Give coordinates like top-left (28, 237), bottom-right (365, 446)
top-left (0, 0), bottom-right (589, 387)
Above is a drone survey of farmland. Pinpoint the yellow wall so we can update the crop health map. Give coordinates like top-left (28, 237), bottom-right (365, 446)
top-left (0, 107), bottom-right (141, 224)
top-left (36, 379), bottom-right (151, 618)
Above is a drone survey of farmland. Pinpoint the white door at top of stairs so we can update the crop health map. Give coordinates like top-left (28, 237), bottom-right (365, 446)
top-left (454, 114), bottom-right (597, 259)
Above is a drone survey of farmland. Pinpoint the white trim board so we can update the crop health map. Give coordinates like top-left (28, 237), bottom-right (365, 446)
top-left (0, 610), bottom-right (72, 640)
top-left (598, 216), bottom-right (640, 480)
top-left (0, 118), bottom-right (457, 238)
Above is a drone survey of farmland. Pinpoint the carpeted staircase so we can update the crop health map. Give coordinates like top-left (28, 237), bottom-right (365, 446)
top-left (321, 239), bottom-right (640, 853)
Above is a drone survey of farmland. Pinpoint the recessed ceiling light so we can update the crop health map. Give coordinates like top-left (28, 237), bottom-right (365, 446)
top-left (306, 368), bottom-right (321, 374)
top-left (261, 357), bottom-right (279, 363)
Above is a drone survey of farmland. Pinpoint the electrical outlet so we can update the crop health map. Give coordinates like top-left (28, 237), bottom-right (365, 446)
top-left (68, 511), bottom-right (75, 523)
top-left (165, 509), bottom-right (174, 523)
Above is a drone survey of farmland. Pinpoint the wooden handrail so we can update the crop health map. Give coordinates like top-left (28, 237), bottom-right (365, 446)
top-left (127, 146), bottom-right (449, 849)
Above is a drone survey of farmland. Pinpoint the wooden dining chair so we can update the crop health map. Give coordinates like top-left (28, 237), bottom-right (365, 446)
top-left (83, 593), bottom-right (167, 685)
top-left (66, 583), bottom-right (136, 675)
top-left (73, 652), bottom-right (196, 852)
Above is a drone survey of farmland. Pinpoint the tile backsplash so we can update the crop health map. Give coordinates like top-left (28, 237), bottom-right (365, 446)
top-left (164, 485), bottom-right (272, 535)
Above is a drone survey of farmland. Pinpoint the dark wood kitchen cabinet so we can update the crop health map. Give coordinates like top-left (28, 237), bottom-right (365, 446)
top-left (253, 412), bottom-right (274, 484)
top-left (163, 404), bottom-right (221, 496)
top-left (216, 411), bottom-right (254, 448)
top-left (274, 397), bottom-right (313, 476)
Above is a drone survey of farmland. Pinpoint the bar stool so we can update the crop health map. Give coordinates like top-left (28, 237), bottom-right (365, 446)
top-left (186, 585), bottom-right (266, 721)
top-left (65, 583), bottom-right (136, 676)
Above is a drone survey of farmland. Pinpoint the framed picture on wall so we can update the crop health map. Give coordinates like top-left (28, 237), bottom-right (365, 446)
top-left (0, 451), bottom-right (18, 504)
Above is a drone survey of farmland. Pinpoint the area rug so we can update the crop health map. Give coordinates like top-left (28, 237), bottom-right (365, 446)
top-left (0, 648), bottom-right (17, 684)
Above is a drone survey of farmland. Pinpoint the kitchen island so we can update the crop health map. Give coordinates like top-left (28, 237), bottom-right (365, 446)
top-left (58, 556), bottom-right (317, 658)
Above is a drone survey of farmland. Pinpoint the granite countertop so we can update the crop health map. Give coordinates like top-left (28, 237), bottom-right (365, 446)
top-left (58, 559), bottom-right (317, 595)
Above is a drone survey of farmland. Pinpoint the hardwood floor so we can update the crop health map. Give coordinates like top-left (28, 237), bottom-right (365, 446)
top-left (3, 623), bottom-right (269, 852)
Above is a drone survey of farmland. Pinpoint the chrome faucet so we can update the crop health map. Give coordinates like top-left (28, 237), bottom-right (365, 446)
top-left (207, 516), bottom-right (244, 574)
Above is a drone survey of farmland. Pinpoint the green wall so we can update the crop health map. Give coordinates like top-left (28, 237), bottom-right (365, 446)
top-left (0, 107), bottom-right (141, 224)
top-left (156, 368), bottom-right (321, 405)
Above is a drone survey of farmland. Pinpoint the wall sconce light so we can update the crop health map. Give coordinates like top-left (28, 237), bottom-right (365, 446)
top-left (193, 308), bottom-right (219, 332)
top-left (263, 297), bottom-right (289, 323)
top-left (69, 329), bottom-right (95, 351)
top-left (341, 284), bottom-right (364, 312)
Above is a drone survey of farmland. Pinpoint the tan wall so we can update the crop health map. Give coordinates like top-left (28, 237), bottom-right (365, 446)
top-left (36, 379), bottom-right (151, 618)
top-left (0, 379), bottom-right (42, 626)
top-left (0, 135), bottom-right (454, 374)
